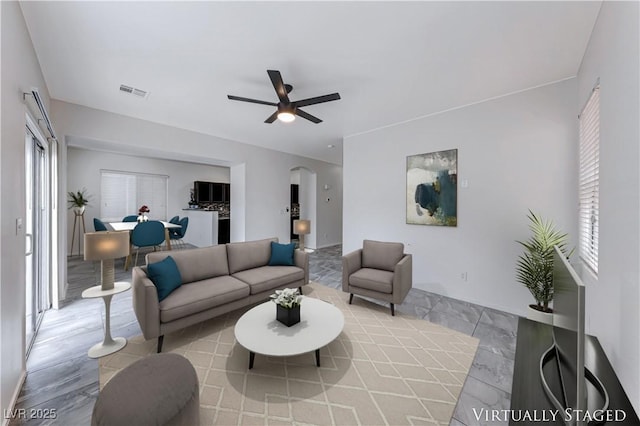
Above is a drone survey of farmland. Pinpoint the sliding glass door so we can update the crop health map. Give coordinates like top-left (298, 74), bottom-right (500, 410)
top-left (25, 128), bottom-right (51, 357)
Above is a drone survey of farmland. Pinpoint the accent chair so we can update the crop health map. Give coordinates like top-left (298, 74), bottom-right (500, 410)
top-left (342, 239), bottom-right (412, 315)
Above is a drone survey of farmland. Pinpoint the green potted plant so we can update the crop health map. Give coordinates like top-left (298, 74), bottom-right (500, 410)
top-left (67, 188), bottom-right (91, 215)
top-left (516, 210), bottom-right (573, 324)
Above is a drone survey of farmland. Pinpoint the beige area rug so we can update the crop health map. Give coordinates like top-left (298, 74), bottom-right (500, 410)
top-left (100, 283), bottom-right (479, 425)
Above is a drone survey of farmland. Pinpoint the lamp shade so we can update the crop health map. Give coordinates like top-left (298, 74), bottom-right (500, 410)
top-left (293, 219), bottom-right (310, 235)
top-left (84, 231), bottom-right (130, 261)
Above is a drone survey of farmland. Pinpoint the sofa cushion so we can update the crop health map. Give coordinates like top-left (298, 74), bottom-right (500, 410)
top-left (159, 276), bottom-right (249, 323)
top-left (232, 265), bottom-right (304, 295)
top-left (362, 240), bottom-right (404, 272)
top-left (349, 268), bottom-right (394, 294)
top-left (147, 256), bottom-right (182, 302)
top-left (268, 242), bottom-right (295, 266)
top-left (226, 238), bottom-right (277, 274)
top-left (147, 245), bottom-right (229, 284)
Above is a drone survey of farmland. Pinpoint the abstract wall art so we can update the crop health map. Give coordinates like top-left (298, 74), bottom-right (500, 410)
top-left (406, 149), bottom-right (458, 226)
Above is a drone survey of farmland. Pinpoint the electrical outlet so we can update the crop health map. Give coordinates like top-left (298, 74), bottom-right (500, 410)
top-left (461, 272), bottom-right (468, 281)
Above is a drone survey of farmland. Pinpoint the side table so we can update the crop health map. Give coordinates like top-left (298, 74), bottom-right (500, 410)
top-left (82, 281), bottom-right (131, 358)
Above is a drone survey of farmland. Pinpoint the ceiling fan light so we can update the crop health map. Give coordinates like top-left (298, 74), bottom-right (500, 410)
top-left (277, 111), bottom-right (296, 123)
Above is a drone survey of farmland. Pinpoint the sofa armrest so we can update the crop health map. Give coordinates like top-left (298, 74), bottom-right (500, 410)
top-left (294, 249), bottom-right (309, 284)
top-left (342, 249), bottom-right (363, 292)
top-left (392, 254), bottom-right (412, 304)
top-left (132, 266), bottom-right (161, 340)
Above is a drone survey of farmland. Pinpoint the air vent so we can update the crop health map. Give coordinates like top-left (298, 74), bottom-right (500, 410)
top-left (119, 84), bottom-right (149, 99)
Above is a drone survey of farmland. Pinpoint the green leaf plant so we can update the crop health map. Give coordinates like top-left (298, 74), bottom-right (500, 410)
top-left (67, 188), bottom-right (91, 209)
top-left (515, 210), bottom-right (574, 313)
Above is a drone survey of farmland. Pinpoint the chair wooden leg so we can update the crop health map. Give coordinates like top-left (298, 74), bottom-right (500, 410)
top-left (349, 293), bottom-right (354, 304)
top-left (390, 303), bottom-right (395, 316)
top-left (157, 335), bottom-right (164, 353)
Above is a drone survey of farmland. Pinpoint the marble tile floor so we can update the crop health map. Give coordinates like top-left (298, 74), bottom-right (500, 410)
top-left (11, 244), bottom-right (518, 425)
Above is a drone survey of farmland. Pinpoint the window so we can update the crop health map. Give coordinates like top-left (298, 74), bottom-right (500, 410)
top-left (578, 85), bottom-right (600, 274)
top-left (100, 170), bottom-right (168, 221)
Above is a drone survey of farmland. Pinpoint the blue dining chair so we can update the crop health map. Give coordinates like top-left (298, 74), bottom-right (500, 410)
top-left (170, 217), bottom-right (189, 248)
top-left (169, 215), bottom-right (180, 224)
top-left (93, 218), bottom-right (108, 232)
top-left (122, 215), bottom-right (138, 222)
top-left (131, 221), bottom-right (166, 266)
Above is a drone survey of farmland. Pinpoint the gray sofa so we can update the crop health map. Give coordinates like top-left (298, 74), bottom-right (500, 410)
top-left (132, 238), bottom-right (309, 352)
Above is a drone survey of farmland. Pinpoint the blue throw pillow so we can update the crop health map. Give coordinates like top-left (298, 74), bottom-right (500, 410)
top-left (269, 242), bottom-right (296, 266)
top-left (147, 256), bottom-right (182, 301)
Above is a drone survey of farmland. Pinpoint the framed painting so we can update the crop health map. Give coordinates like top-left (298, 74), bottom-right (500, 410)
top-left (406, 149), bottom-right (458, 226)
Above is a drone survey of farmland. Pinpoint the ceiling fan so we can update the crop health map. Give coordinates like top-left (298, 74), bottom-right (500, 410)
top-left (227, 70), bottom-right (340, 124)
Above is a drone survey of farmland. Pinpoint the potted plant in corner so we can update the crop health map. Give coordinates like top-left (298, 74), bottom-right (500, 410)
top-left (516, 210), bottom-right (573, 324)
top-left (67, 188), bottom-right (91, 215)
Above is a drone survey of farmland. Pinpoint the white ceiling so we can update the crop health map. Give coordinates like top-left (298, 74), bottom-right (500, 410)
top-left (20, 1), bottom-right (601, 165)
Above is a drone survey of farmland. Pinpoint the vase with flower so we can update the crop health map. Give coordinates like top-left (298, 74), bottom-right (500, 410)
top-left (270, 288), bottom-right (302, 327)
top-left (138, 205), bottom-right (150, 222)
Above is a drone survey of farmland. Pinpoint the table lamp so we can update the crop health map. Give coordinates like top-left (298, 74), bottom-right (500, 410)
top-left (293, 219), bottom-right (311, 252)
top-left (84, 231), bottom-right (130, 290)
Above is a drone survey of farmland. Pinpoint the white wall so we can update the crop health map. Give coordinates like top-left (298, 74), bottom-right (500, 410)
top-left (0, 1), bottom-right (51, 420)
top-left (52, 100), bottom-right (343, 254)
top-left (577, 1), bottom-right (640, 412)
top-left (66, 147), bottom-right (230, 253)
top-left (344, 79), bottom-right (578, 316)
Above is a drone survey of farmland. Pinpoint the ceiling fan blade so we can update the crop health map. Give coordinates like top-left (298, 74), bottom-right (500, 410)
top-left (264, 111), bottom-right (278, 123)
top-left (293, 93), bottom-right (341, 108)
top-left (296, 109), bottom-right (322, 124)
top-left (267, 70), bottom-right (290, 104)
top-left (227, 95), bottom-right (277, 106)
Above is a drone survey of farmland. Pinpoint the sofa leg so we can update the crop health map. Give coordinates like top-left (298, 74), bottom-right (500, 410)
top-left (349, 294), bottom-right (354, 304)
top-left (390, 303), bottom-right (395, 316)
top-left (157, 335), bottom-right (164, 353)
top-left (298, 286), bottom-right (303, 295)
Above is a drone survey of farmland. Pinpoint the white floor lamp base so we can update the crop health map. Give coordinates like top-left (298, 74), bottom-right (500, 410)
top-left (88, 337), bottom-right (127, 359)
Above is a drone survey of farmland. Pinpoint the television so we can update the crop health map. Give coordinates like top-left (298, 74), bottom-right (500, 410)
top-left (539, 247), bottom-right (608, 425)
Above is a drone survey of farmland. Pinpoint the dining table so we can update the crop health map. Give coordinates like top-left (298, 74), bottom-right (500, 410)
top-left (107, 220), bottom-right (183, 270)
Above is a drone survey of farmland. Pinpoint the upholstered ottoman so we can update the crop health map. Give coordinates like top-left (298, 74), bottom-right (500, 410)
top-left (92, 353), bottom-right (199, 426)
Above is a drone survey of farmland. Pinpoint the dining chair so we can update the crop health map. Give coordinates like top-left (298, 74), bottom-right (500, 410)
top-left (131, 221), bottom-right (166, 267)
top-left (122, 215), bottom-right (138, 222)
top-left (93, 218), bottom-right (108, 232)
top-left (169, 217), bottom-right (189, 248)
top-left (168, 216), bottom-right (180, 238)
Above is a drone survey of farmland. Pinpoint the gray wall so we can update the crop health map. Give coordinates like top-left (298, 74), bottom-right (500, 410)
top-left (344, 79), bottom-right (578, 317)
top-left (577, 1), bottom-right (640, 412)
top-left (0, 1), bottom-right (52, 417)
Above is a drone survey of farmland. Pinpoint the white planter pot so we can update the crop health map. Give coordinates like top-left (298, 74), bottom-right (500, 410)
top-left (73, 206), bottom-right (86, 215)
top-left (527, 305), bottom-right (553, 325)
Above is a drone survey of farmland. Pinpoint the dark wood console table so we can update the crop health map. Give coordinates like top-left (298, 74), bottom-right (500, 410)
top-left (510, 318), bottom-right (638, 425)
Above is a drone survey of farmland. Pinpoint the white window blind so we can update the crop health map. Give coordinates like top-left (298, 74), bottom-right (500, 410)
top-left (100, 170), bottom-right (168, 221)
top-left (578, 86), bottom-right (600, 274)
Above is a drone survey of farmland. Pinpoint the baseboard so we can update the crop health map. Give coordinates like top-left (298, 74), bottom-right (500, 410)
top-left (315, 243), bottom-right (342, 250)
top-left (2, 370), bottom-right (26, 426)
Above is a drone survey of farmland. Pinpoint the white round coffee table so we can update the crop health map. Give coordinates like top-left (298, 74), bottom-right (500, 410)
top-left (234, 296), bottom-right (344, 369)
